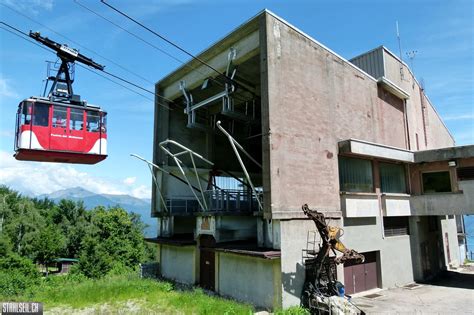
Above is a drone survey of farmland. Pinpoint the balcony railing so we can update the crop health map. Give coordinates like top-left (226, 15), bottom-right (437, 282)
top-left (204, 189), bottom-right (261, 213)
top-left (166, 198), bottom-right (200, 215)
top-left (165, 189), bottom-right (262, 215)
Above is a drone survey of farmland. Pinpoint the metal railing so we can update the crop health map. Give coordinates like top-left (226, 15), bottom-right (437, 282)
top-left (166, 189), bottom-right (261, 215)
top-left (166, 198), bottom-right (200, 215)
top-left (204, 189), bottom-right (261, 213)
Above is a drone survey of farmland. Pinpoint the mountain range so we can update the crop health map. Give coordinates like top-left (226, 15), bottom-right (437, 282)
top-left (40, 187), bottom-right (156, 237)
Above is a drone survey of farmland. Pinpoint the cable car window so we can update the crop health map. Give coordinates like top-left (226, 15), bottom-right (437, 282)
top-left (70, 108), bottom-right (84, 131)
top-left (100, 113), bottom-right (107, 133)
top-left (52, 106), bottom-right (67, 128)
top-left (33, 103), bottom-right (49, 127)
top-left (21, 102), bottom-right (32, 125)
top-left (86, 111), bottom-right (100, 132)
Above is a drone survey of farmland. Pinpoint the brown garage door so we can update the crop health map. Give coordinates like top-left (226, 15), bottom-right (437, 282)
top-left (344, 251), bottom-right (378, 295)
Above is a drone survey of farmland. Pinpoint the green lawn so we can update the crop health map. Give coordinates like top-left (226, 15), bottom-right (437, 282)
top-left (3, 273), bottom-right (254, 314)
top-left (2, 273), bottom-right (310, 314)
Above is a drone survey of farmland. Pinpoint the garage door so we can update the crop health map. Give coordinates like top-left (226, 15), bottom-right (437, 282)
top-left (344, 251), bottom-right (378, 295)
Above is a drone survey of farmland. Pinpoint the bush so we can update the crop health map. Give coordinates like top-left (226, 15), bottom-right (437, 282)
top-left (0, 254), bottom-right (40, 298)
top-left (0, 253), bottom-right (39, 279)
top-left (0, 271), bottom-right (35, 297)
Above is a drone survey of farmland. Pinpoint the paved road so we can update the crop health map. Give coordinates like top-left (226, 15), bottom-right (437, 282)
top-left (352, 271), bottom-right (474, 315)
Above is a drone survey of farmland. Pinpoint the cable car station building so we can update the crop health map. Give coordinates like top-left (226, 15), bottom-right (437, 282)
top-left (149, 10), bottom-right (474, 309)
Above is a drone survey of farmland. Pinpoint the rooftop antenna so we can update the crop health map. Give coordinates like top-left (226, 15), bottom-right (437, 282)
top-left (406, 50), bottom-right (417, 72)
top-left (406, 50), bottom-right (418, 87)
top-left (396, 21), bottom-right (405, 80)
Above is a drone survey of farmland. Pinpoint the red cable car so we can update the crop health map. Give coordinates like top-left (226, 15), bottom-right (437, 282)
top-left (14, 97), bottom-right (107, 164)
top-left (13, 32), bottom-right (108, 164)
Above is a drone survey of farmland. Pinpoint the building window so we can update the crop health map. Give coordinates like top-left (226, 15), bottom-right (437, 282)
top-left (457, 167), bottom-right (474, 181)
top-left (339, 156), bottom-right (374, 193)
top-left (380, 162), bottom-right (407, 193)
top-left (384, 216), bottom-right (409, 236)
top-left (422, 171), bottom-right (451, 193)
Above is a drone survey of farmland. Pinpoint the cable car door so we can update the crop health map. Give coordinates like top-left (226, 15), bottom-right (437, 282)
top-left (68, 108), bottom-right (85, 152)
top-left (50, 105), bottom-right (68, 151)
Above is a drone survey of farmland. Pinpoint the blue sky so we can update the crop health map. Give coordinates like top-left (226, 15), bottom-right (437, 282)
top-left (0, 0), bottom-right (472, 198)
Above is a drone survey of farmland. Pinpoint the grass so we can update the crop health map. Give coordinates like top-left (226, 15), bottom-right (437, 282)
top-left (2, 273), bottom-right (311, 314)
top-left (3, 273), bottom-right (254, 314)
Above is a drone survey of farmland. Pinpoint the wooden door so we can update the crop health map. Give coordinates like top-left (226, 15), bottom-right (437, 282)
top-left (199, 235), bottom-right (216, 291)
top-left (199, 248), bottom-right (215, 290)
top-left (344, 251), bottom-right (378, 294)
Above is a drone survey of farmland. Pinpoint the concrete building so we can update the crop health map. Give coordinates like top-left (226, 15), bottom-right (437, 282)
top-left (147, 10), bottom-right (474, 310)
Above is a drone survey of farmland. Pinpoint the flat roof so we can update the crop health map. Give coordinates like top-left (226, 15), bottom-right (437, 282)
top-left (414, 145), bottom-right (474, 163)
top-left (156, 9), bottom-right (378, 88)
top-left (339, 139), bottom-right (474, 163)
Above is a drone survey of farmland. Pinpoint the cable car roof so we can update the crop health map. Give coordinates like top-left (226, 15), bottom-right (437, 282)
top-left (21, 96), bottom-right (106, 113)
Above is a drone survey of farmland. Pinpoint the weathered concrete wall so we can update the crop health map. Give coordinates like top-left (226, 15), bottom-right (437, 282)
top-left (264, 15), bottom-right (438, 218)
top-left (279, 219), bottom-right (317, 308)
top-left (160, 245), bottom-right (196, 284)
top-left (460, 180), bottom-right (474, 211)
top-left (217, 252), bottom-right (281, 309)
top-left (440, 215), bottom-right (460, 268)
top-left (341, 217), bottom-right (414, 289)
top-left (382, 50), bottom-right (454, 151)
top-left (410, 193), bottom-right (472, 216)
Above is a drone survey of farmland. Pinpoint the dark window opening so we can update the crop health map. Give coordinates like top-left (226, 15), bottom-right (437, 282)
top-left (384, 216), bottom-right (409, 236)
top-left (457, 167), bottom-right (474, 181)
top-left (422, 171), bottom-right (451, 193)
top-left (380, 162), bottom-right (407, 193)
top-left (33, 103), bottom-right (49, 127)
top-left (339, 156), bottom-right (374, 193)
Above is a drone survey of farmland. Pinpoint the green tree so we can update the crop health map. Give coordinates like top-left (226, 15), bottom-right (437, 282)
top-left (77, 206), bottom-right (146, 278)
top-left (50, 199), bottom-right (90, 258)
top-left (31, 225), bottom-right (65, 274)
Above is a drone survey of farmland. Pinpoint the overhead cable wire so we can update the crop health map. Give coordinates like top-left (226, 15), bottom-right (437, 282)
top-left (0, 1), bottom-right (155, 86)
top-left (76, 64), bottom-right (154, 102)
top-left (0, 21), bottom-right (172, 109)
top-left (73, 0), bottom-right (231, 93)
top-left (0, 23), bottom-right (54, 54)
top-left (73, 0), bottom-right (187, 67)
top-left (99, 0), bottom-right (257, 96)
top-left (75, 0), bottom-right (253, 105)
top-left (100, 0), bottom-right (225, 78)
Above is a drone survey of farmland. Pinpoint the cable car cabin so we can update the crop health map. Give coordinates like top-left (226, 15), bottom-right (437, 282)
top-left (14, 97), bottom-right (107, 164)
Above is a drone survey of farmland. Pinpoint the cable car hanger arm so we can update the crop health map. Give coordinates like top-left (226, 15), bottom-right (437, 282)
top-left (29, 31), bottom-right (104, 70)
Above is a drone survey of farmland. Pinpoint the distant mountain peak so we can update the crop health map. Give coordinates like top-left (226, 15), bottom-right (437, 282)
top-left (44, 186), bottom-right (96, 199)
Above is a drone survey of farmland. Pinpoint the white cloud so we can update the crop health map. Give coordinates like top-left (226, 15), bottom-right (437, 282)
top-left (0, 0), bottom-right (53, 15)
top-left (443, 114), bottom-right (474, 121)
top-left (131, 185), bottom-right (151, 199)
top-left (0, 150), bottom-right (151, 198)
top-left (123, 176), bottom-right (136, 185)
top-left (0, 77), bottom-right (19, 100)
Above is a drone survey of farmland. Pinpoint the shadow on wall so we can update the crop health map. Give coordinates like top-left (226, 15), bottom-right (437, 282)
top-left (281, 262), bottom-right (306, 300)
